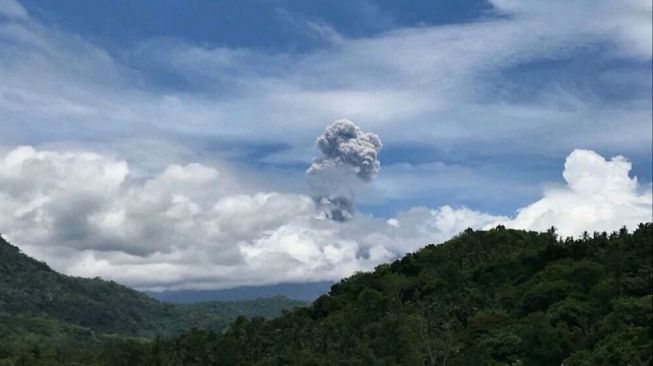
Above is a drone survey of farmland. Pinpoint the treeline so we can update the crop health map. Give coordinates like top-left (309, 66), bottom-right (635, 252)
top-left (2, 224), bottom-right (652, 365)
top-left (0, 235), bottom-right (303, 365)
top-left (0, 296), bottom-right (306, 366)
top-left (0, 236), bottom-right (304, 339)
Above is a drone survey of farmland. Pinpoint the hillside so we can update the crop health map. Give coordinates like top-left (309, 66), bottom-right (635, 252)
top-left (1, 225), bottom-right (651, 365)
top-left (114, 224), bottom-right (651, 365)
top-left (0, 235), bottom-right (304, 354)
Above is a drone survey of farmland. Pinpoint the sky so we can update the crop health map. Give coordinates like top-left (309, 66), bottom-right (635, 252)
top-left (0, 0), bottom-right (651, 291)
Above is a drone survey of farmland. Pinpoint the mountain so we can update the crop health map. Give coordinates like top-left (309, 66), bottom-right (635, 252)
top-left (0, 235), bottom-right (304, 351)
top-left (146, 281), bottom-right (333, 303)
top-left (2, 224), bottom-right (651, 365)
top-left (112, 224), bottom-right (650, 366)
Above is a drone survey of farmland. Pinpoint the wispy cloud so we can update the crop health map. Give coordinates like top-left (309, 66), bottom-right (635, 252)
top-left (0, 0), bottom-right (650, 290)
top-left (1, 0), bottom-right (650, 156)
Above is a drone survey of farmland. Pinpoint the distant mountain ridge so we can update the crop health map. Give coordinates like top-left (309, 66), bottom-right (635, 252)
top-left (0, 235), bottom-right (304, 339)
top-left (146, 281), bottom-right (333, 303)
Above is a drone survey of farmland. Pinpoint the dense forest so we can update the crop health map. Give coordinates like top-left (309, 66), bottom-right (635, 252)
top-left (1, 224), bottom-right (651, 365)
top-left (0, 236), bottom-right (304, 365)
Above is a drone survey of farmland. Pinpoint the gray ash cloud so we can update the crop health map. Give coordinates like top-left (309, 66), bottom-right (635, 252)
top-left (307, 119), bottom-right (382, 221)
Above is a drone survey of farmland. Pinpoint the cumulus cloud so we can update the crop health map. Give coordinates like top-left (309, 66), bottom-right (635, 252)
top-left (0, 0), bottom-right (650, 291)
top-left (307, 119), bottom-right (382, 221)
top-left (0, 145), bottom-right (496, 289)
top-left (494, 149), bottom-right (652, 236)
top-left (0, 146), bottom-right (650, 290)
top-left (0, 146), bottom-right (128, 250)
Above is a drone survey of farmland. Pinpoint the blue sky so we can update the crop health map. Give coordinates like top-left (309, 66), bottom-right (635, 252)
top-left (0, 0), bottom-right (651, 290)
top-left (18, 0), bottom-right (493, 51)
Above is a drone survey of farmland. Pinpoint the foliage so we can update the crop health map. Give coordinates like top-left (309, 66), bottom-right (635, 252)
top-left (1, 224), bottom-right (651, 365)
top-left (143, 224), bottom-right (651, 366)
top-left (0, 235), bottom-right (304, 364)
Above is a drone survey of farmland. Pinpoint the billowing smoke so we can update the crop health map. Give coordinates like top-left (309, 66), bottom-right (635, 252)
top-left (307, 119), bottom-right (383, 181)
top-left (307, 119), bottom-right (383, 221)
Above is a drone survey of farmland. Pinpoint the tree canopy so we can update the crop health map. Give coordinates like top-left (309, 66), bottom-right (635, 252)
top-left (1, 224), bottom-right (651, 365)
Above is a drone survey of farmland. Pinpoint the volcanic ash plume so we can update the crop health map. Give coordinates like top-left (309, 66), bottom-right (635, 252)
top-left (307, 119), bottom-right (383, 221)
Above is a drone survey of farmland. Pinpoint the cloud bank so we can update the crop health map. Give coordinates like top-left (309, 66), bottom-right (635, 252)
top-left (0, 146), bottom-right (649, 290)
top-left (0, 0), bottom-right (650, 290)
top-left (0, 0), bottom-right (650, 230)
top-left (496, 149), bottom-right (653, 236)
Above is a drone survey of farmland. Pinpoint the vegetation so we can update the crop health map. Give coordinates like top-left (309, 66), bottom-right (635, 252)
top-left (0, 235), bottom-right (304, 364)
top-left (1, 224), bottom-right (651, 365)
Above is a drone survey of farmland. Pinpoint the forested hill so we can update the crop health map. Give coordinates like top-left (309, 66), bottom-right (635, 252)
top-left (1, 225), bottom-right (651, 365)
top-left (0, 235), bottom-right (304, 339)
top-left (136, 224), bottom-right (651, 366)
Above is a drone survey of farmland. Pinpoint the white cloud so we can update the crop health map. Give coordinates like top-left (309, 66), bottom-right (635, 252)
top-left (495, 149), bottom-right (652, 236)
top-left (0, 0), bottom-right (650, 160)
top-left (0, 145), bottom-right (500, 289)
top-left (0, 146), bottom-right (649, 290)
top-left (490, 0), bottom-right (652, 59)
top-left (0, 0), bottom-right (27, 20)
top-left (0, 1), bottom-right (650, 290)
